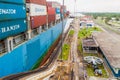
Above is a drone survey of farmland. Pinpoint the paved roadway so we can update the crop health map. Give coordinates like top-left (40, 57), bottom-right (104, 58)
top-left (93, 20), bottom-right (119, 80)
top-left (95, 20), bottom-right (120, 44)
top-left (71, 18), bottom-right (84, 80)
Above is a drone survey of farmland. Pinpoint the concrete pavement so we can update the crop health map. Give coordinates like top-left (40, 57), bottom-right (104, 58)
top-left (71, 18), bottom-right (84, 80)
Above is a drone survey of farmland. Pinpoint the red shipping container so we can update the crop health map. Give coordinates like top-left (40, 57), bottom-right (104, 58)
top-left (30, 16), bottom-right (47, 29)
top-left (26, 0), bottom-right (46, 5)
top-left (47, 2), bottom-right (52, 7)
top-left (48, 15), bottom-right (56, 23)
top-left (47, 7), bottom-right (56, 15)
top-left (47, 7), bottom-right (56, 23)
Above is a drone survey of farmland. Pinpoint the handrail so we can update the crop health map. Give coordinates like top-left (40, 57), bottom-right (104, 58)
top-left (0, 47), bottom-right (8, 55)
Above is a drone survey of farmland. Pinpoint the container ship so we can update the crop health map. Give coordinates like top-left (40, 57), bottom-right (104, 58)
top-left (0, 0), bottom-right (69, 78)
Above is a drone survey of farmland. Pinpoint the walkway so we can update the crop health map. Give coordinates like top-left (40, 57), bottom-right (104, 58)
top-left (71, 18), bottom-right (84, 80)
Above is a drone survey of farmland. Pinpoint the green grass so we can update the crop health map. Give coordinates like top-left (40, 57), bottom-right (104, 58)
top-left (87, 65), bottom-right (95, 76)
top-left (78, 27), bottom-right (102, 39)
top-left (99, 65), bottom-right (108, 78)
top-left (77, 27), bottom-right (102, 54)
top-left (86, 64), bottom-right (108, 78)
top-left (77, 40), bottom-right (83, 53)
top-left (77, 27), bottom-right (108, 78)
top-left (59, 44), bottom-right (70, 60)
top-left (69, 30), bottom-right (75, 36)
top-left (95, 19), bottom-right (120, 34)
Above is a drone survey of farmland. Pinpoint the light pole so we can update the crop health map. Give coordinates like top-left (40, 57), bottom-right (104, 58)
top-left (61, 0), bottom-right (65, 60)
top-left (59, 1), bottom-right (65, 79)
top-left (74, 0), bottom-right (76, 16)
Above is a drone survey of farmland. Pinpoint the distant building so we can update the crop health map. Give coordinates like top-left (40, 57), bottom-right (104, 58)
top-left (80, 15), bottom-right (94, 28)
top-left (80, 20), bottom-right (95, 28)
top-left (82, 37), bottom-right (98, 53)
top-left (86, 20), bottom-right (95, 27)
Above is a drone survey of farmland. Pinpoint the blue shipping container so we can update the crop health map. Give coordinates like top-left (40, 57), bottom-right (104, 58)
top-left (56, 8), bottom-right (60, 14)
top-left (0, 19), bottom-right (27, 39)
top-left (0, 3), bottom-right (26, 21)
top-left (0, 0), bottom-right (25, 4)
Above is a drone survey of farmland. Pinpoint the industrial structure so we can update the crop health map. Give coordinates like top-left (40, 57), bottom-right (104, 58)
top-left (93, 32), bottom-right (120, 78)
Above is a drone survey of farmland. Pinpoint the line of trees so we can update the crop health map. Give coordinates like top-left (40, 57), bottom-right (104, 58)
top-left (83, 13), bottom-right (120, 24)
top-left (84, 13), bottom-right (120, 20)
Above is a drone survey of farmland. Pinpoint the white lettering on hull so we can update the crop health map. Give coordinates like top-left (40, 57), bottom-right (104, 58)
top-left (0, 9), bottom-right (16, 14)
top-left (0, 25), bottom-right (20, 33)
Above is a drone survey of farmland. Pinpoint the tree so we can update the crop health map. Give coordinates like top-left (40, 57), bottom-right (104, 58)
top-left (105, 17), bottom-right (111, 24)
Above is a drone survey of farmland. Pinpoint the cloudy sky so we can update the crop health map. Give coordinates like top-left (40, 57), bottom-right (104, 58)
top-left (47, 0), bottom-right (120, 13)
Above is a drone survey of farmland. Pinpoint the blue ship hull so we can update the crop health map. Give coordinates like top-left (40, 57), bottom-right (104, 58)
top-left (0, 20), bottom-right (67, 78)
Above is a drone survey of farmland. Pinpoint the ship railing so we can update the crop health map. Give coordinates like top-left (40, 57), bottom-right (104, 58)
top-left (31, 28), bottom-right (39, 38)
top-left (83, 50), bottom-right (98, 53)
top-left (13, 34), bottom-right (27, 47)
top-left (0, 47), bottom-right (8, 55)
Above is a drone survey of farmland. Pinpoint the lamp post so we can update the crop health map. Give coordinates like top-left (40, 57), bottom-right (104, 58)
top-left (59, 1), bottom-right (65, 79)
top-left (61, 0), bottom-right (65, 60)
top-left (74, 0), bottom-right (76, 17)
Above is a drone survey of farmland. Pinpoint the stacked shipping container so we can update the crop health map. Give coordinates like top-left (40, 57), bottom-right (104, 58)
top-left (60, 5), bottom-right (67, 18)
top-left (47, 2), bottom-right (61, 21)
top-left (0, 0), bottom-right (25, 4)
top-left (0, 0), bottom-right (27, 40)
top-left (47, 2), bottom-right (61, 24)
top-left (56, 8), bottom-right (61, 20)
top-left (47, 7), bottom-right (56, 23)
top-left (26, 0), bottom-right (47, 29)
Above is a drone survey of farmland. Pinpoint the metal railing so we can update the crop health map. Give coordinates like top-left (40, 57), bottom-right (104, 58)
top-left (31, 29), bottom-right (39, 38)
top-left (13, 34), bottom-right (27, 47)
top-left (0, 47), bottom-right (8, 55)
top-left (83, 50), bottom-right (98, 53)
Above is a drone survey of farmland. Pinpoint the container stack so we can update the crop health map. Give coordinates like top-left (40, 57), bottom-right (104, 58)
top-left (51, 2), bottom-right (61, 22)
top-left (0, 0), bottom-right (27, 40)
top-left (47, 2), bottom-right (57, 25)
top-left (47, 7), bottom-right (56, 24)
top-left (56, 7), bottom-right (61, 21)
top-left (26, 0), bottom-right (47, 29)
top-left (60, 5), bottom-right (67, 18)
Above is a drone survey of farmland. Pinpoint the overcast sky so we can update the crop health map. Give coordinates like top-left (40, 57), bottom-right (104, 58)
top-left (47, 0), bottom-right (120, 13)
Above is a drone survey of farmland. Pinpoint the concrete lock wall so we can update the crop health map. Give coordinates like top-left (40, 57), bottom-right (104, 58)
top-left (104, 55), bottom-right (120, 77)
top-left (100, 48), bottom-right (120, 78)
top-left (0, 20), bottom-right (67, 78)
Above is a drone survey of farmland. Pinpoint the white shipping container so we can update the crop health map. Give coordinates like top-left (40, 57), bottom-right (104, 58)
top-left (51, 2), bottom-right (61, 8)
top-left (27, 3), bottom-right (47, 16)
top-left (52, 4), bottom-right (60, 8)
top-left (56, 14), bottom-right (60, 20)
